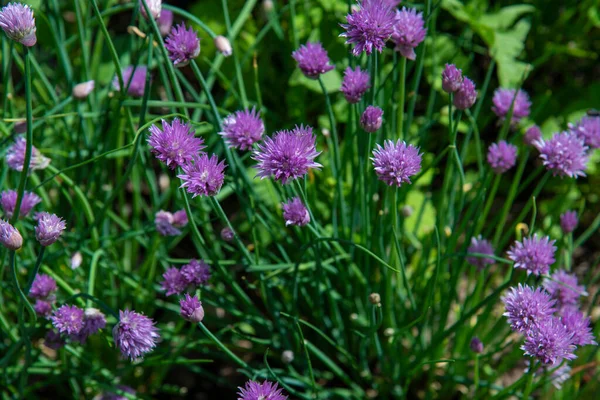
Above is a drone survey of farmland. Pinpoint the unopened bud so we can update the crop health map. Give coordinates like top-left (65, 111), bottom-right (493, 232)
top-left (214, 35), bottom-right (233, 57)
top-left (0, 220), bottom-right (22, 250)
top-left (401, 205), bottom-right (413, 217)
top-left (71, 251), bottom-right (82, 270)
top-left (369, 293), bottom-right (381, 305)
top-left (321, 128), bottom-right (330, 137)
top-left (470, 337), bottom-right (484, 354)
top-left (72, 80), bottom-right (95, 99)
top-left (220, 227), bottom-right (235, 242)
top-left (262, 0), bottom-right (274, 13)
top-left (281, 350), bottom-right (294, 364)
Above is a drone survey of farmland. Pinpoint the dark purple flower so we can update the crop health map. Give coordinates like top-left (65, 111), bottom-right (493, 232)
top-left (543, 270), bottom-right (587, 309)
top-left (219, 108), bottom-right (265, 151)
top-left (502, 284), bottom-right (556, 334)
top-left (44, 330), bottom-right (65, 350)
top-left (441, 64), bottom-right (463, 93)
top-left (148, 119), bottom-right (206, 169)
top-left (214, 35), bottom-right (233, 57)
top-left (165, 23), bottom-right (200, 66)
top-left (507, 234), bottom-right (556, 276)
top-left (372, 139), bottom-right (422, 187)
top-left (113, 310), bottom-right (159, 360)
top-left (178, 154), bottom-right (227, 197)
top-left (491, 88), bottom-right (531, 123)
top-left (35, 212), bottom-right (66, 246)
top-left (292, 42), bottom-right (334, 79)
top-left (0, 219), bottom-right (22, 250)
top-left (51, 305), bottom-right (85, 335)
top-left (340, 0), bottom-right (396, 57)
top-left (1, 190), bottom-right (41, 219)
top-left (6, 136), bottom-right (51, 172)
top-left (172, 210), bottom-right (188, 226)
top-left (34, 300), bottom-right (53, 317)
top-left (560, 308), bottom-right (597, 346)
top-left (391, 7), bottom-right (427, 60)
top-left (282, 197), bottom-right (310, 227)
top-left (570, 116), bottom-right (600, 149)
top-left (521, 317), bottom-right (576, 366)
top-left (360, 106), bottom-right (384, 133)
top-left (253, 126), bottom-right (322, 185)
top-left (237, 380), bottom-right (288, 400)
top-left (157, 9), bottom-right (173, 36)
top-left (29, 273), bottom-right (57, 299)
top-left (181, 259), bottom-right (211, 286)
top-left (0, 3), bottom-right (36, 46)
top-left (180, 293), bottom-right (204, 323)
top-left (560, 211), bottom-right (578, 234)
top-left (466, 236), bottom-right (494, 270)
top-left (155, 210), bottom-right (182, 236)
top-left (487, 140), bottom-right (518, 173)
top-left (524, 125), bottom-right (542, 146)
top-left (340, 66), bottom-right (371, 103)
top-left (99, 385), bottom-right (136, 400)
top-left (535, 132), bottom-right (588, 178)
top-left (113, 66), bottom-right (148, 97)
top-left (160, 267), bottom-right (187, 296)
top-left (453, 77), bottom-right (477, 110)
top-left (470, 337), bottom-right (483, 354)
top-left (221, 227), bottom-right (234, 242)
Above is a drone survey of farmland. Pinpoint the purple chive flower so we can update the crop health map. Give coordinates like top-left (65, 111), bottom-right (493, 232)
top-left (360, 106), bottom-right (384, 133)
top-left (521, 317), bottom-right (577, 366)
top-left (139, 0), bottom-right (161, 19)
top-left (113, 310), bottom-right (159, 360)
top-left (44, 330), bottom-right (65, 350)
top-left (219, 108), bottom-right (265, 151)
top-left (570, 116), bottom-right (600, 149)
top-left (535, 132), bottom-right (589, 178)
top-left (180, 294), bottom-right (204, 323)
top-left (340, 0), bottom-right (396, 57)
top-left (491, 88), bottom-right (531, 123)
top-left (155, 211), bottom-right (182, 236)
top-left (34, 300), bottom-right (53, 317)
top-left (291, 42), bottom-right (334, 79)
top-left (113, 66), bottom-right (148, 97)
top-left (29, 274), bottom-right (57, 299)
top-left (71, 308), bottom-right (107, 344)
top-left (282, 197), bottom-right (310, 227)
top-left (165, 23), bottom-right (200, 66)
top-left (543, 270), bottom-right (587, 309)
top-left (524, 125), bottom-right (542, 146)
top-left (160, 267), bottom-right (187, 296)
top-left (560, 211), bottom-right (578, 234)
top-left (214, 35), bottom-right (233, 57)
top-left (181, 259), bottom-right (211, 286)
top-left (6, 137), bottom-right (51, 172)
top-left (1, 190), bottom-right (41, 219)
top-left (441, 64), bottom-right (463, 93)
top-left (35, 212), bottom-right (66, 246)
top-left (172, 210), bottom-right (188, 226)
top-left (391, 7), bottom-right (427, 60)
top-left (372, 139), bottom-right (422, 187)
top-left (0, 219), bottom-right (23, 250)
top-left (453, 77), bottom-right (477, 110)
top-left (157, 9), bottom-right (173, 36)
top-left (470, 337), bottom-right (484, 354)
top-left (487, 140), bottom-right (518, 174)
top-left (560, 309), bottom-right (597, 346)
top-left (51, 305), bottom-right (85, 335)
top-left (253, 126), bottom-right (322, 185)
top-left (502, 284), bottom-right (556, 334)
top-left (237, 380), bottom-right (288, 400)
top-left (466, 236), bottom-right (495, 270)
top-left (148, 119), bottom-right (205, 169)
top-left (507, 234), bottom-right (556, 276)
top-left (99, 386), bottom-right (136, 400)
top-left (340, 66), bottom-right (371, 104)
top-left (221, 227), bottom-right (235, 242)
top-left (0, 3), bottom-right (37, 46)
top-left (178, 154), bottom-right (227, 197)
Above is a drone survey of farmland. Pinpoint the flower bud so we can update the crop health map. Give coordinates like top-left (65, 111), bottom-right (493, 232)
top-left (0, 220), bottom-right (22, 250)
top-left (72, 80), bottom-right (95, 99)
top-left (214, 35), bottom-right (233, 57)
top-left (281, 350), bottom-right (294, 364)
top-left (369, 293), bottom-right (381, 305)
top-left (360, 106), bottom-right (384, 133)
top-left (470, 337), bottom-right (484, 354)
top-left (220, 227), bottom-right (235, 242)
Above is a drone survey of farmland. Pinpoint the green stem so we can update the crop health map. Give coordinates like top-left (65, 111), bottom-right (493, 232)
top-left (90, 0), bottom-right (123, 89)
top-left (397, 57), bottom-right (407, 139)
top-left (24, 247), bottom-right (46, 295)
top-left (210, 197), bottom-right (254, 263)
top-left (198, 322), bottom-right (249, 369)
top-left (11, 47), bottom-right (33, 224)
top-left (10, 252), bottom-right (35, 320)
top-left (521, 363), bottom-right (536, 399)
